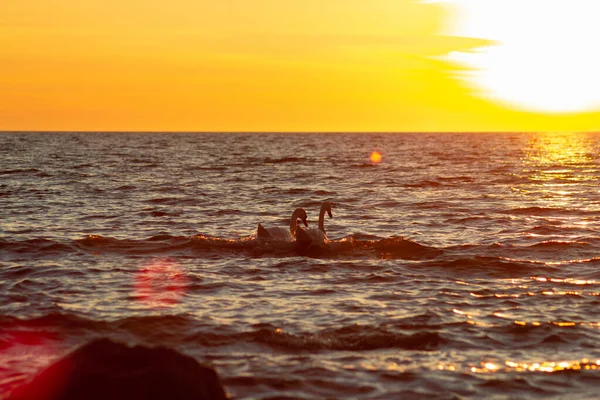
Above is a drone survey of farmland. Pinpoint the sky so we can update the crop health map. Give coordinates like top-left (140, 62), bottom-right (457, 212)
top-left (1, 0), bottom-right (600, 132)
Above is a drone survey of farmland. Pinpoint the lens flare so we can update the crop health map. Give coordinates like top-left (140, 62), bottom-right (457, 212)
top-left (133, 259), bottom-right (188, 309)
top-left (0, 326), bottom-right (63, 395)
top-left (370, 151), bottom-right (382, 164)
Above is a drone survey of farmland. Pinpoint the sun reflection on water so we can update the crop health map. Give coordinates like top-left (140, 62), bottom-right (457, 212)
top-left (439, 358), bottom-right (600, 374)
top-left (523, 133), bottom-right (594, 171)
top-left (518, 133), bottom-right (598, 209)
top-left (480, 359), bottom-right (599, 373)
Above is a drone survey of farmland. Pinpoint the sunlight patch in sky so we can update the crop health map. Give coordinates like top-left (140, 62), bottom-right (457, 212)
top-left (442, 0), bottom-right (600, 113)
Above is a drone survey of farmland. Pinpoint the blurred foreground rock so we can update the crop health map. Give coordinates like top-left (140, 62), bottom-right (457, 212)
top-left (8, 338), bottom-right (227, 400)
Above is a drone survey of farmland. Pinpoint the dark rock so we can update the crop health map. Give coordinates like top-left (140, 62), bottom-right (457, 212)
top-left (8, 338), bottom-right (228, 400)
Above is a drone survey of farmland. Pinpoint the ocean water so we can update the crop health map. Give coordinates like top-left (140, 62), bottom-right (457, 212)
top-left (2, 131), bottom-right (600, 399)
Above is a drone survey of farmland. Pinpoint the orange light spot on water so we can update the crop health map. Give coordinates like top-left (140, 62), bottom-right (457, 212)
top-left (133, 259), bottom-right (188, 309)
top-left (370, 151), bottom-right (382, 164)
top-left (484, 363), bottom-right (498, 371)
top-left (552, 321), bottom-right (576, 327)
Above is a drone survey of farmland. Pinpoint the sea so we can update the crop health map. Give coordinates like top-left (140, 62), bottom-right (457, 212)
top-left (2, 131), bottom-right (600, 399)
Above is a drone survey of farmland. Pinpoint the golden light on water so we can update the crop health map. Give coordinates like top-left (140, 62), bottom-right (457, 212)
top-left (522, 133), bottom-right (594, 189)
top-left (532, 277), bottom-right (596, 285)
top-left (441, 359), bottom-right (600, 374)
top-left (453, 271), bottom-right (600, 332)
top-left (484, 362), bottom-right (498, 371)
top-left (514, 133), bottom-right (597, 221)
top-left (524, 133), bottom-right (593, 171)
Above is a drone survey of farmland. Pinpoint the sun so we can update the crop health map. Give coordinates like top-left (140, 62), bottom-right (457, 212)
top-left (441, 0), bottom-right (600, 113)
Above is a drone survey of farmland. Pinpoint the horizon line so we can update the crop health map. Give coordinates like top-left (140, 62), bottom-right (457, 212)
top-left (1, 130), bottom-right (597, 134)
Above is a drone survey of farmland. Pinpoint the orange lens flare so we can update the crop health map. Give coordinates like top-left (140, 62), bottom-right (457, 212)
top-left (370, 151), bottom-right (382, 164)
top-left (133, 259), bottom-right (188, 309)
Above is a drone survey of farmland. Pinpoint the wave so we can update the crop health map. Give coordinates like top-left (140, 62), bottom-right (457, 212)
top-left (0, 232), bottom-right (446, 263)
top-left (403, 180), bottom-right (442, 188)
top-left (0, 313), bottom-right (444, 352)
top-left (0, 238), bottom-right (76, 255)
top-left (262, 156), bottom-right (308, 164)
top-left (350, 163), bottom-right (377, 169)
top-left (114, 184), bottom-right (137, 191)
top-left (367, 237), bottom-right (443, 260)
top-left (6, 311), bottom-right (594, 355)
top-left (146, 197), bottom-right (199, 206)
top-left (527, 240), bottom-right (591, 250)
top-left (64, 234), bottom-right (447, 260)
top-left (0, 168), bottom-right (40, 175)
top-left (146, 210), bottom-right (183, 217)
top-left (189, 165), bottom-right (228, 171)
top-left (242, 156), bottom-right (309, 165)
top-left (4, 234), bottom-right (599, 270)
top-left (2, 310), bottom-right (597, 357)
top-left (501, 206), bottom-right (599, 216)
top-left (444, 215), bottom-right (498, 224)
top-left (526, 225), bottom-right (586, 235)
top-left (416, 255), bottom-right (561, 277)
top-left (244, 326), bottom-right (444, 352)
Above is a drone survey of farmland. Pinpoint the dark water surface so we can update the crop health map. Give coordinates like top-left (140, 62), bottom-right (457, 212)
top-left (2, 132), bottom-right (600, 399)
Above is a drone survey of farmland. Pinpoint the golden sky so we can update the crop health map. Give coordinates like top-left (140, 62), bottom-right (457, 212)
top-left (1, 0), bottom-right (599, 132)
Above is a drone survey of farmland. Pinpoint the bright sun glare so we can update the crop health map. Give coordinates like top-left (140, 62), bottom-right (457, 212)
top-left (442, 0), bottom-right (600, 113)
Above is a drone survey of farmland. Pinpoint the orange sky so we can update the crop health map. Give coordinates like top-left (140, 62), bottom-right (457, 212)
top-left (1, 0), bottom-right (599, 132)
